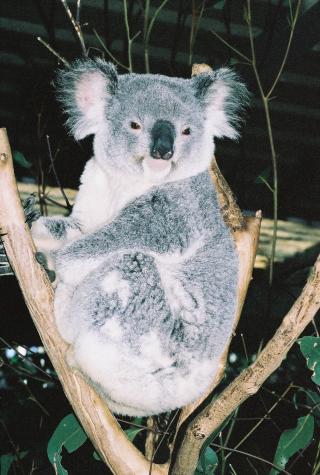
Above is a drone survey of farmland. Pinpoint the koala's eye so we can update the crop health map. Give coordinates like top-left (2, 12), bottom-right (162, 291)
top-left (182, 127), bottom-right (191, 136)
top-left (130, 121), bottom-right (141, 130)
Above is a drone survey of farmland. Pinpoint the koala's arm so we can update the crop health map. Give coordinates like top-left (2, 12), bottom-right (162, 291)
top-left (31, 215), bottom-right (83, 254)
top-left (53, 191), bottom-right (192, 284)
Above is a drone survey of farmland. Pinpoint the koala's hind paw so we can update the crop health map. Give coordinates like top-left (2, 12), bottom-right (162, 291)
top-left (23, 195), bottom-right (40, 228)
top-left (35, 251), bottom-right (56, 283)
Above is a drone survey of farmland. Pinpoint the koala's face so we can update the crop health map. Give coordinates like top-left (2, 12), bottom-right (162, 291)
top-left (57, 59), bottom-right (248, 183)
top-left (103, 75), bottom-right (211, 181)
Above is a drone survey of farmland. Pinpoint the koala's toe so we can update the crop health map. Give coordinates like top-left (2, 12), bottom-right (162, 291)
top-left (35, 251), bottom-right (47, 267)
top-left (35, 251), bottom-right (56, 282)
top-left (47, 269), bottom-right (56, 283)
top-left (23, 195), bottom-right (40, 227)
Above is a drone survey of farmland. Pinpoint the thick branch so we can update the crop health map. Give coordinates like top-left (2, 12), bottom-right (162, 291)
top-left (0, 128), bottom-right (166, 475)
top-left (171, 254), bottom-right (320, 475)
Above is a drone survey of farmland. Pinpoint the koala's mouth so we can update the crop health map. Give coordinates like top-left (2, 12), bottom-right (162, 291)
top-left (142, 157), bottom-right (172, 178)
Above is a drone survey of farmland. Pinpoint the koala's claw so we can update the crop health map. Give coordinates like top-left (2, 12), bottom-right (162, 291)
top-left (35, 251), bottom-right (56, 283)
top-left (23, 195), bottom-right (40, 228)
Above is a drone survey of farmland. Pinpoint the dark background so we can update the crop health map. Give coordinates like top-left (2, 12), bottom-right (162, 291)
top-left (0, 1), bottom-right (319, 474)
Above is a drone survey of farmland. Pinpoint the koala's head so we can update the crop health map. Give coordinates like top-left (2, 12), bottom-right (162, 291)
top-left (56, 58), bottom-right (249, 183)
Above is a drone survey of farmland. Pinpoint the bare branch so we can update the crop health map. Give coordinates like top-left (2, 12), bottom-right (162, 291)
top-left (36, 37), bottom-right (70, 66)
top-left (93, 28), bottom-right (130, 71)
top-left (60, 0), bottom-right (87, 56)
top-left (266, 0), bottom-right (301, 98)
top-left (123, 0), bottom-right (141, 73)
top-left (46, 135), bottom-right (72, 212)
top-left (144, 0), bottom-right (169, 73)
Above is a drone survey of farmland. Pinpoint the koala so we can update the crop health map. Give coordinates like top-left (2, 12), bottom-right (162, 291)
top-left (30, 58), bottom-right (249, 416)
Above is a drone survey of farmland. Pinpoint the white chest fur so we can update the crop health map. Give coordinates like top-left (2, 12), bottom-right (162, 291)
top-left (72, 159), bottom-right (154, 233)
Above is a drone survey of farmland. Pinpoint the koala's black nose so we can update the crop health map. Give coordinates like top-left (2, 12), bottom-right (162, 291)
top-left (151, 120), bottom-right (175, 160)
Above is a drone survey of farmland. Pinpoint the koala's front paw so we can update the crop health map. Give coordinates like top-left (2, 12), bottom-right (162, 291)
top-left (0, 195), bottom-right (40, 278)
top-left (23, 195), bottom-right (40, 228)
top-left (35, 251), bottom-right (56, 283)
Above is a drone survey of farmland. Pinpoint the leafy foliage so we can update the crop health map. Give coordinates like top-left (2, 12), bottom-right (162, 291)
top-left (299, 336), bottom-right (320, 386)
top-left (270, 415), bottom-right (314, 475)
top-left (47, 414), bottom-right (87, 474)
top-left (195, 446), bottom-right (218, 474)
top-left (0, 451), bottom-right (28, 475)
top-left (12, 151), bottom-right (32, 169)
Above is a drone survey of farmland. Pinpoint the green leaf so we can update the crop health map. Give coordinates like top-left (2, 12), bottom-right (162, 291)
top-left (1, 453), bottom-right (15, 475)
top-left (1, 451), bottom-right (28, 475)
top-left (124, 417), bottom-right (144, 442)
top-left (306, 390), bottom-right (320, 423)
top-left (254, 167), bottom-right (273, 191)
top-left (270, 415), bottom-right (314, 475)
top-left (47, 413), bottom-right (87, 474)
top-left (293, 388), bottom-right (320, 423)
top-left (93, 451), bottom-right (102, 462)
top-left (299, 336), bottom-right (320, 385)
top-left (195, 446), bottom-right (218, 474)
top-left (124, 427), bottom-right (144, 442)
top-left (13, 151), bottom-right (32, 169)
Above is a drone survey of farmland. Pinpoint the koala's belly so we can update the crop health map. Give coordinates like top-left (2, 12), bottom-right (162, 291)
top-left (54, 248), bottom-right (235, 415)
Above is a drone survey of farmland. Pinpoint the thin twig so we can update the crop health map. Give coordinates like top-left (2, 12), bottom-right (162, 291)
top-left (189, 0), bottom-right (206, 66)
top-left (246, 0), bottom-right (274, 285)
top-left (36, 37), bottom-right (69, 66)
top-left (266, 0), bottom-right (301, 98)
top-left (41, 195), bottom-right (70, 211)
top-left (76, 0), bottom-right (81, 24)
top-left (123, 0), bottom-right (141, 73)
top-left (46, 135), bottom-right (72, 212)
top-left (225, 384), bottom-right (293, 460)
top-left (143, 0), bottom-right (150, 72)
top-left (213, 0), bottom-right (299, 285)
top-left (0, 421), bottom-right (26, 475)
top-left (210, 29), bottom-right (251, 63)
top-left (60, 0), bottom-right (87, 56)
top-left (144, 0), bottom-right (170, 73)
top-left (93, 28), bottom-right (130, 70)
top-left (211, 442), bottom-right (292, 475)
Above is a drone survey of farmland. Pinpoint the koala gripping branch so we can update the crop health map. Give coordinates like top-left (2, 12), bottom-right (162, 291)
top-left (0, 128), bottom-right (167, 475)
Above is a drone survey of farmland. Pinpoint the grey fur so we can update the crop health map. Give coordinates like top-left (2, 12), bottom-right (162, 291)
top-left (31, 59), bottom-right (249, 415)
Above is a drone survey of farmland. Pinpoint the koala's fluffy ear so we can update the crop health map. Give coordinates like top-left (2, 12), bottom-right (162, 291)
top-left (192, 68), bottom-right (250, 139)
top-left (56, 58), bottom-right (118, 140)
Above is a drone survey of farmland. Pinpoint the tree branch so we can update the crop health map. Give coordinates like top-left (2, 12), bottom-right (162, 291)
top-left (0, 63), bottom-right (262, 474)
top-left (171, 254), bottom-right (320, 475)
